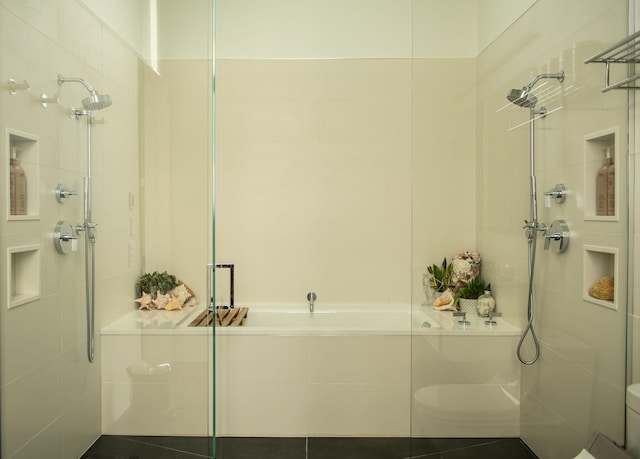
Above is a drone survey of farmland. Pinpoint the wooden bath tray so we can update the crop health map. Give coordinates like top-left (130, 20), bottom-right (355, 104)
top-left (189, 307), bottom-right (249, 327)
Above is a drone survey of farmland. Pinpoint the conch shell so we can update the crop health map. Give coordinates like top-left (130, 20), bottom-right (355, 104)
top-left (432, 289), bottom-right (455, 311)
top-left (172, 283), bottom-right (191, 305)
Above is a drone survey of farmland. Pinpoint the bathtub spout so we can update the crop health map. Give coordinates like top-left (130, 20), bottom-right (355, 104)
top-left (307, 292), bottom-right (317, 312)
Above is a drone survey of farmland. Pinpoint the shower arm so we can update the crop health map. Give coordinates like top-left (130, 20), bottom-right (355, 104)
top-left (524, 72), bottom-right (565, 92)
top-left (57, 74), bottom-right (96, 94)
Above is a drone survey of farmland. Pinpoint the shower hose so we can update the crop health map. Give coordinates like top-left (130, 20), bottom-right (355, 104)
top-left (517, 222), bottom-right (541, 365)
top-left (84, 229), bottom-right (96, 363)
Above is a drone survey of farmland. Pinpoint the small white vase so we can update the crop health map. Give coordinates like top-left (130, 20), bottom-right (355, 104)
top-left (477, 290), bottom-right (496, 317)
top-left (458, 298), bottom-right (478, 315)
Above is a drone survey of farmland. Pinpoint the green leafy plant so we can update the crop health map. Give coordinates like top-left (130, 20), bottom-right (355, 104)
top-left (455, 277), bottom-right (490, 303)
top-left (426, 257), bottom-right (453, 293)
top-left (136, 271), bottom-right (178, 298)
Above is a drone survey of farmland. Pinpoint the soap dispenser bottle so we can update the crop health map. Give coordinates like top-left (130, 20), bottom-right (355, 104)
top-left (10, 147), bottom-right (27, 215)
top-left (607, 146), bottom-right (615, 216)
top-left (596, 147), bottom-right (611, 216)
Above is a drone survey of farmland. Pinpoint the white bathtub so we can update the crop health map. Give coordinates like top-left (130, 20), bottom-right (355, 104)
top-left (101, 304), bottom-right (521, 438)
top-left (102, 304), bottom-right (520, 336)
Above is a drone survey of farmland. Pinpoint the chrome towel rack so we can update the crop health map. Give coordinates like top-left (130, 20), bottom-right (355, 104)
top-left (585, 30), bottom-right (640, 92)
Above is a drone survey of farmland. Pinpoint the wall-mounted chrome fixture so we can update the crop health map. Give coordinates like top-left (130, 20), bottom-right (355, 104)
top-left (544, 183), bottom-right (567, 207)
top-left (40, 93), bottom-right (60, 108)
top-left (55, 184), bottom-right (77, 203)
top-left (544, 219), bottom-right (569, 253)
top-left (585, 30), bottom-right (640, 92)
top-left (53, 221), bottom-right (78, 254)
top-left (8, 78), bottom-right (30, 94)
top-left (307, 292), bottom-right (317, 313)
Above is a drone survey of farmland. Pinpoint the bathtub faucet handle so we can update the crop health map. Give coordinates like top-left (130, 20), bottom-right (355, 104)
top-left (307, 292), bottom-right (317, 313)
top-left (485, 311), bottom-right (502, 326)
top-left (453, 311), bottom-right (470, 326)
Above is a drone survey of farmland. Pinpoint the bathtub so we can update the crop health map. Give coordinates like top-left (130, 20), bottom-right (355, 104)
top-left (101, 304), bottom-right (520, 336)
top-left (101, 304), bottom-right (521, 438)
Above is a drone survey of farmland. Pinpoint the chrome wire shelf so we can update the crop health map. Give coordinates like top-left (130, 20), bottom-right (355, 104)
top-left (585, 30), bottom-right (640, 92)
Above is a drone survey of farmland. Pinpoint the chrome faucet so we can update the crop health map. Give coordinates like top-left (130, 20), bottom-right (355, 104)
top-left (307, 292), bottom-right (317, 312)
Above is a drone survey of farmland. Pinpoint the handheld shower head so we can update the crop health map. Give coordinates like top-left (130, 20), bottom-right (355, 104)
top-left (57, 74), bottom-right (112, 111)
top-left (506, 71), bottom-right (564, 109)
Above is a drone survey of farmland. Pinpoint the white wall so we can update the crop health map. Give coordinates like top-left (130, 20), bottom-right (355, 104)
top-left (0, 0), bottom-right (141, 457)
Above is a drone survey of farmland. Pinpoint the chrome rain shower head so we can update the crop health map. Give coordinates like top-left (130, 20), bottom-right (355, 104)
top-left (507, 88), bottom-right (538, 108)
top-left (506, 71), bottom-right (564, 109)
top-left (82, 92), bottom-right (112, 111)
top-left (57, 74), bottom-right (112, 111)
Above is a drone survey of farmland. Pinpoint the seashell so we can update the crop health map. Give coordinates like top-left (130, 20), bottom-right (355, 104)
top-left (165, 296), bottom-right (183, 311)
top-left (183, 295), bottom-right (198, 307)
top-left (135, 292), bottom-right (153, 310)
top-left (171, 283), bottom-right (191, 305)
top-left (152, 291), bottom-right (171, 309)
top-left (432, 289), bottom-right (456, 311)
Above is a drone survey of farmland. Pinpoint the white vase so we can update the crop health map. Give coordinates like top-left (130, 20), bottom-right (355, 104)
top-left (477, 290), bottom-right (496, 317)
top-left (458, 298), bottom-right (478, 315)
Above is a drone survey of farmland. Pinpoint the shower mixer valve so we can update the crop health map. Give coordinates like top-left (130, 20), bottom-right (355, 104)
top-left (543, 220), bottom-right (569, 253)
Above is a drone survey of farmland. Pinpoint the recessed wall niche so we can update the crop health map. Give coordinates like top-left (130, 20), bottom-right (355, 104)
top-left (7, 245), bottom-right (41, 308)
top-left (583, 245), bottom-right (618, 310)
top-left (6, 128), bottom-right (40, 220)
top-left (583, 127), bottom-right (618, 221)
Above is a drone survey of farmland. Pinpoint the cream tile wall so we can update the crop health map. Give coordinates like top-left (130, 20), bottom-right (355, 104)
top-left (476, 0), bottom-right (630, 456)
top-left (0, 0), bottom-right (141, 457)
top-left (215, 58), bottom-right (415, 307)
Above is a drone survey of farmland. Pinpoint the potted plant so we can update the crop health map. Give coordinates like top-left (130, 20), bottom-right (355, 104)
top-left (455, 277), bottom-right (490, 314)
top-left (426, 257), bottom-right (452, 290)
top-left (423, 257), bottom-right (453, 306)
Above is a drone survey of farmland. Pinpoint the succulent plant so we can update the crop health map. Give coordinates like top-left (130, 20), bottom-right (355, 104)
top-left (455, 277), bottom-right (490, 302)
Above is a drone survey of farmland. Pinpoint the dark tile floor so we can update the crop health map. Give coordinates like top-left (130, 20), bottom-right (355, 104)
top-left (81, 436), bottom-right (538, 459)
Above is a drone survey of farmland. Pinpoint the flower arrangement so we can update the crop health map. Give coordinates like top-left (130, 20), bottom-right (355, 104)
top-left (450, 251), bottom-right (481, 291)
top-left (425, 250), bottom-right (490, 311)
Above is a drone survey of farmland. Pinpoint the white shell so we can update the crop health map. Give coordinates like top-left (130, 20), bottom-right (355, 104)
top-left (152, 291), bottom-right (171, 309)
top-left (135, 292), bottom-right (153, 310)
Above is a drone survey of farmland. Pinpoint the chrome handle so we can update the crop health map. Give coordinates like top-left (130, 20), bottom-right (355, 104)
top-left (207, 263), bottom-right (214, 312)
top-left (56, 184), bottom-right (77, 203)
top-left (543, 220), bottom-right (569, 253)
top-left (54, 221), bottom-right (78, 254)
top-left (543, 183), bottom-right (566, 204)
top-left (485, 311), bottom-right (502, 326)
top-left (453, 311), bottom-right (470, 326)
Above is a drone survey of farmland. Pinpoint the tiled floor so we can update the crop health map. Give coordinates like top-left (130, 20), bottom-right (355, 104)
top-left (81, 436), bottom-right (538, 459)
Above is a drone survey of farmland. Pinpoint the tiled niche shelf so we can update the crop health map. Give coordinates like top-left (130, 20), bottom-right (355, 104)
top-left (6, 128), bottom-right (40, 220)
top-left (583, 245), bottom-right (618, 310)
top-left (583, 127), bottom-right (618, 221)
top-left (7, 244), bottom-right (41, 309)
